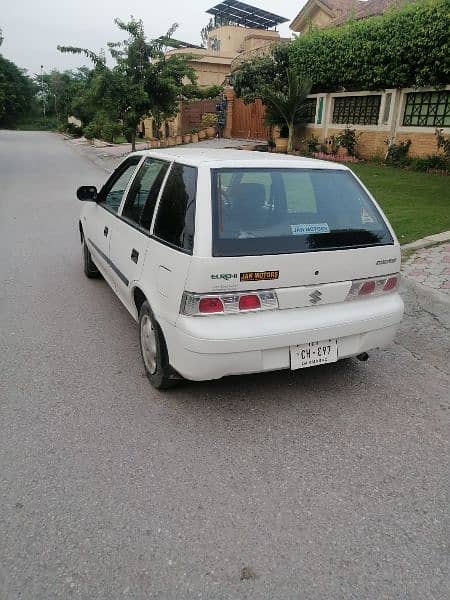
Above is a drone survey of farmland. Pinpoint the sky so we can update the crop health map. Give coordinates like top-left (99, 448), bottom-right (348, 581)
top-left (0, 0), bottom-right (307, 76)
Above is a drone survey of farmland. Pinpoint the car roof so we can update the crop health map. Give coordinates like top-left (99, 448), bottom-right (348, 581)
top-left (132, 148), bottom-right (349, 170)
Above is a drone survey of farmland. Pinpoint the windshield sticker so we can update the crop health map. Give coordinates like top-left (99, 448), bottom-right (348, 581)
top-left (291, 223), bottom-right (330, 235)
top-left (361, 207), bottom-right (376, 224)
top-left (240, 271), bottom-right (279, 282)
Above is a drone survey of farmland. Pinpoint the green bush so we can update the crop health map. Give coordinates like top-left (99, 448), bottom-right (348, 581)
top-left (435, 128), bottom-right (450, 157)
top-left (83, 111), bottom-right (122, 142)
top-left (385, 139), bottom-right (411, 167)
top-left (411, 155), bottom-right (449, 173)
top-left (83, 122), bottom-right (97, 140)
top-left (66, 122), bottom-right (83, 136)
top-left (337, 127), bottom-right (361, 157)
top-left (289, 0), bottom-right (450, 91)
top-left (302, 135), bottom-right (319, 153)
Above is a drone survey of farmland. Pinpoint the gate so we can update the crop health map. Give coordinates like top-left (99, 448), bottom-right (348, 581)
top-left (180, 99), bottom-right (219, 134)
top-left (231, 98), bottom-right (269, 140)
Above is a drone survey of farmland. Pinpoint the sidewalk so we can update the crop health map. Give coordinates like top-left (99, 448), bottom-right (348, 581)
top-left (402, 240), bottom-right (450, 296)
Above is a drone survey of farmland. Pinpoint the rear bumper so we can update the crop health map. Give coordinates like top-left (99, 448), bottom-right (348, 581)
top-left (161, 293), bottom-right (404, 381)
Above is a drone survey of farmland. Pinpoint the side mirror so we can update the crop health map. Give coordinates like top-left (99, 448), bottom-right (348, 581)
top-left (77, 186), bottom-right (98, 201)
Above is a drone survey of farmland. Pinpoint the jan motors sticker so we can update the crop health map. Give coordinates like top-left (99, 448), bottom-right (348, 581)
top-left (291, 223), bottom-right (330, 235)
top-left (240, 271), bottom-right (280, 282)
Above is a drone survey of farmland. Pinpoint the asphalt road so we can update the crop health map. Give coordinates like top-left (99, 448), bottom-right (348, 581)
top-left (0, 131), bottom-right (449, 600)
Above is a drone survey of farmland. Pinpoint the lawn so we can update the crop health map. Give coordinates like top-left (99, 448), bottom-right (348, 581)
top-left (349, 163), bottom-right (450, 244)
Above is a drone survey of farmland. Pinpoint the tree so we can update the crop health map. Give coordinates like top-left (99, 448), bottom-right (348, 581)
top-left (35, 68), bottom-right (94, 126)
top-left (0, 54), bottom-right (35, 128)
top-left (232, 43), bottom-right (290, 103)
top-left (263, 69), bottom-right (311, 153)
top-left (58, 17), bottom-right (196, 150)
top-left (233, 44), bottom-right (311, 152)
top-left (289, 0), bottom-right (450, 91)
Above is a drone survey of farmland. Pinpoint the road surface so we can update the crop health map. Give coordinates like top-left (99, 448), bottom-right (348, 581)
top-left (0, 131), bottom-right (448, 599)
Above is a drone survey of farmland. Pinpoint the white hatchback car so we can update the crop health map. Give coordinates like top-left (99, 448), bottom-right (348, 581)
top-left (77, 148), bottom-right (404, 389)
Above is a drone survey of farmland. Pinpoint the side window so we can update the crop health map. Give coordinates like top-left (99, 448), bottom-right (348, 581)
top-left (153, 163), bottom-right (197, 253)
top-left (99, 157), bottom-right (140, 213)
top-left (121, 158), bottom-right (169, 229)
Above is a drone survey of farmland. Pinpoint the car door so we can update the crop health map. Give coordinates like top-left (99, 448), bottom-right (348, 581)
top-left (109, 157), bottom-right (171, 308)
top-left (83, 156), bottom-right (141, 288)
top-left (142, 161), bottom-right (197, 325)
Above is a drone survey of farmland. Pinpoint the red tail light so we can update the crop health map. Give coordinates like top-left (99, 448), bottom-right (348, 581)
top-left (181, 290), bottom-right (278, 316)
top-left (198, 297), bottom-right (224, 313)
top-left (359, 280), bottom-right (376, 295)
top-left (347, 274), bottom-right (400, 300)
top-left (383, 276), bottom-right (398, 291)
top-left (239, 294), bottom-right (261, 310)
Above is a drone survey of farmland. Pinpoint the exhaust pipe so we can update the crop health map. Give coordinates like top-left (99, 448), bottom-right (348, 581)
top-left (357, 352), bottom-right (369, 362)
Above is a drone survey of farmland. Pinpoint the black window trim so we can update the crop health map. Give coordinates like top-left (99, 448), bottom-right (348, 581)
top-left (151, 161), bottom-right (198, 256)
top-left (118, 156), bottom-right (172, 232)
top-left (97, 155), bottom-right (142, 211)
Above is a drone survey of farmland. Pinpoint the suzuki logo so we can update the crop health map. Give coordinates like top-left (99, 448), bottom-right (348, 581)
top-left (309, 290), bottom-right (322, 304)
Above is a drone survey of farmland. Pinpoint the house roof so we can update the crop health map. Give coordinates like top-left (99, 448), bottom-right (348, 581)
top-left (332, 0), bottom-right (410, 25)
top-left (290, 0), bottom-right (354, 31)
top-left (290, 0), bottom-right (410, 32)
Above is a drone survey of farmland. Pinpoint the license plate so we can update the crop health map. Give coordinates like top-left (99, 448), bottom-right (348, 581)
top-left (290, 339), bottom-right (338, 370)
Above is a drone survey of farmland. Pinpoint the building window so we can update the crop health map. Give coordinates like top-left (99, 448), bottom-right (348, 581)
top-left (403, 91), bottom-right (450, 127)
top-left (303, 98), bottom-right (317, 123)
top-left (332, 95), bottom-right (381, 125)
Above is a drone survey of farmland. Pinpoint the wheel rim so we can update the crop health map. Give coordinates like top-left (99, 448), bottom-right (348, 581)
top-left (141, 315), bottom-right (157, 374)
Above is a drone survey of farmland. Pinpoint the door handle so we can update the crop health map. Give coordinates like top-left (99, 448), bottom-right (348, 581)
top-left (131, 248), bottom-right (139, 264)
top-left (104, 226), bottom-right (108, 237)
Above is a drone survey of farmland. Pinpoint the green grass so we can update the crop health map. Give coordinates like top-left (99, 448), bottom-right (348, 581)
top-left (349, 163), bottom-right (450, 244)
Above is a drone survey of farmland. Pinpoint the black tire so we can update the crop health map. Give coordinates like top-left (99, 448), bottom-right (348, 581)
top-left (139, 301), bottom-right (179, 390)
top-left (82, 239), bottom-right (101, 279)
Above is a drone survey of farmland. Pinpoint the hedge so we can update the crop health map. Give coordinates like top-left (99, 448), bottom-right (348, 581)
top-left (289, 0), bottom-right (450, 92)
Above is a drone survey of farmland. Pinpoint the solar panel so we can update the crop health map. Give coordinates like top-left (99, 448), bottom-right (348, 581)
top-left (206, 0), bottom-right (288, 30)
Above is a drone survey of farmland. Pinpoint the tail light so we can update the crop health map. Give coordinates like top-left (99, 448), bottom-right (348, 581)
top-left (347, 274), bottom-right (399, 300)
top-left (181, 290), bottom-right (278, 316)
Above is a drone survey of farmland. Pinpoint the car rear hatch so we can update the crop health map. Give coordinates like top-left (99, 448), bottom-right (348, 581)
top-left (183, 166), bottom-right (400, 314)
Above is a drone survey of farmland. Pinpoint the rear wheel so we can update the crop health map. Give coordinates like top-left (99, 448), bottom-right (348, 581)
top-left (82, 239), bottom-right (101, 279)
top-left (139, 301), bottom-right (179, 390)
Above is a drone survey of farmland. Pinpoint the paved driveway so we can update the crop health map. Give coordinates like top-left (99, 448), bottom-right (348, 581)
top-left (0, 131), bottom-right (449, 600)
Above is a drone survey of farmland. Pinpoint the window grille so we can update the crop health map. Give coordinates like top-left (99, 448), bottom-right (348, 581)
top-left (402, 91), bottom-right (450, 127)
top-left (303, 98), bottom-right (317, 123)
top-left (332, 95), bottom-right (381, 125)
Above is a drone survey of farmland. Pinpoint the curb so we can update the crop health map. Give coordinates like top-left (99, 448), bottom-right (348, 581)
top-left (401, 231), bottom-right (450, 251)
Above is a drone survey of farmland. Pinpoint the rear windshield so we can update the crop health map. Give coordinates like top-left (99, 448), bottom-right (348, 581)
top-left (211, 168), bottom-right (393, 256)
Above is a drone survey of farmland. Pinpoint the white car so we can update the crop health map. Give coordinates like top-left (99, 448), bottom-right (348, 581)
top-left (77, 148), bottom-right (404, 389)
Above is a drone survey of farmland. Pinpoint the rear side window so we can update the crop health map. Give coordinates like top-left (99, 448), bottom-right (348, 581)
top-left (212, 168), bottom-right (393, 256)
top-left (121, 158), bottom-right (169, 230)
top-left (153, 163), bottom-right (197, 253)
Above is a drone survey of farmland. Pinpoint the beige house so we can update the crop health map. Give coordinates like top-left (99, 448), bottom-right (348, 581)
top-left (166, 26), bottom-right (284, 88)
top-left (166, 1), bottom-right (289, 87)
top-left (290, 0), bottom-right (411, 34)
top-left (166, 26), bottom-right (280, 88)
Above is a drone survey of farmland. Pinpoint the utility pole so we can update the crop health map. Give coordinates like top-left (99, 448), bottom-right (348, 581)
top-left (40, 65), bottom-right (46, 117)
